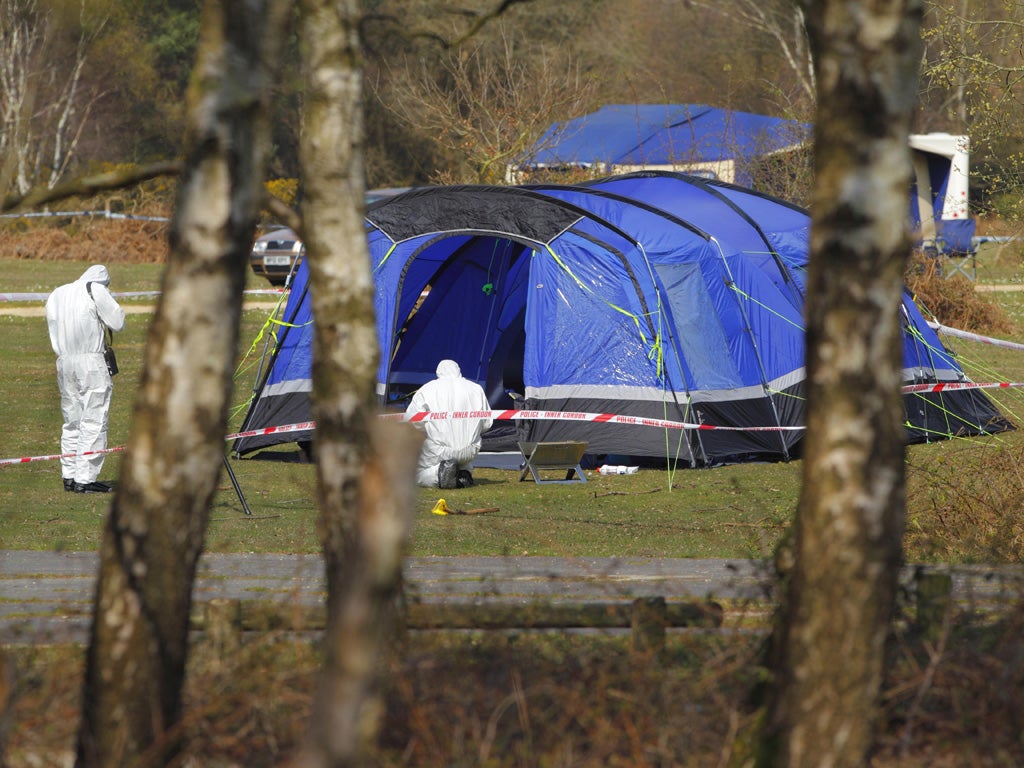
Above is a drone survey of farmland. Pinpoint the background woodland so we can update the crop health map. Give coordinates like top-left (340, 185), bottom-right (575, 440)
top-left (2, 0), bottom-right (1022, 221)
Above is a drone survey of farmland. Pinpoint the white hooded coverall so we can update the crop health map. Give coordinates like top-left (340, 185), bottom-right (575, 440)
top-left (45, 265), bottom-right (126, 485)
top-left (406, 360), bottom-right (494, 487)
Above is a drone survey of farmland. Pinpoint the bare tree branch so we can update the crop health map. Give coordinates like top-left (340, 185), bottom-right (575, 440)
top-left (1, 161), bottom-right (182, 212)
top-left (263, 190), bottom-right (302, 232)
top-left (362, 0), bottom-right (536, 50)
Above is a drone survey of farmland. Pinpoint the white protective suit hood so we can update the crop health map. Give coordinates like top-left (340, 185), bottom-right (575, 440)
top-left (81, 264), bottom-right (111, 287)
top-left (45, 264), bottom-right (125, 358)
top-left (436, 359), bottom-right (462, 379)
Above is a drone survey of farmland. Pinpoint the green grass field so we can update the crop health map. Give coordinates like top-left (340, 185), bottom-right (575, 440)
top-left (4, 246), bottom-right (1024, 562)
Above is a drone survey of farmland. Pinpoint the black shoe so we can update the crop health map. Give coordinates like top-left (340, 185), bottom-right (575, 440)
top-left (438, 460), bottom-right (458, 490)
top-left (456, 470), bottom-right (474, 488)
top-left (63, 478), bottom-right (75, 492)
top-left (73, 481), bottom-right (112, 494)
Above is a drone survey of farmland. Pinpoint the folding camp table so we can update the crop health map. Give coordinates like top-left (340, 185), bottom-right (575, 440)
top-left (518, 441), bottom-right (588, 484)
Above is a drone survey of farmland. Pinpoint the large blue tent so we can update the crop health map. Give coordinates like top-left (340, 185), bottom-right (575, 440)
top-left (234, 174), bottom-right (1009, 465)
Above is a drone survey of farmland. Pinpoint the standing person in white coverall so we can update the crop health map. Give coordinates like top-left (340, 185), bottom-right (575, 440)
top-left (45, 265), bottom-right (125, 493)
top-left (406, 359), bottom-right (493, 489)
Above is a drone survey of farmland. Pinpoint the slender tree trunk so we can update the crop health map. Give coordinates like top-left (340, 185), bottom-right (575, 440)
top-left (74, 1), bottom-right (289, 765)
top-left (757, 2), bottom-right (924, 767)
top-left (288, 1), bottom-right (423, 765)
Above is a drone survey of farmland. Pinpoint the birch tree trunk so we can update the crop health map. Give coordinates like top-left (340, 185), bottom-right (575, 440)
top-left (286, 1), bottom-right (424, 765)
top-left (756, 2), bottom-right (924, 766)
top-left (75, 1), bottom-right (289, 765)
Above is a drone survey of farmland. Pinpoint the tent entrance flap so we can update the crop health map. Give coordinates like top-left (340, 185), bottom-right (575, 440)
top-left (383, 235), bottom-right (531, 407)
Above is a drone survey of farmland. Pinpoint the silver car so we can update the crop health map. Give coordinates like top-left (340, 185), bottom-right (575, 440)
top-left (250, 226), bottom-right (303, 286)
top-left (249, 187), bottom-right (412, 286)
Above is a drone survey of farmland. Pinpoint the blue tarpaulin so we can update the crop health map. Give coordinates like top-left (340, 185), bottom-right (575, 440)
top-left (512, 104), bottom-right (809, 186)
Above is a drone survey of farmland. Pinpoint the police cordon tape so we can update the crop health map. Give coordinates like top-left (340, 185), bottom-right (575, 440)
top-left (5, 381), bottom-right (1024, 468)
top-left (902, 381), bottom-right (1021, 394)
top-left (0, 444), bottom-right (126, 467)
top-left (0, 288), bottom-right (286, 303)
top-left (926, 320), bottom-right (1024, 352)
top-left (394, 409), bottom-right (800, 430)
top-left (0, 420), bottom-right (314, 467)
top-left (1, 411), bottom-right (782, 467)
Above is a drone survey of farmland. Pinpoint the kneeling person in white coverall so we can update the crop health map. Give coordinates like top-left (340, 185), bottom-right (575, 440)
top-left (45, 265), bottom-right (126, 494)
top-left (407, 360), bottom-right (493, 489)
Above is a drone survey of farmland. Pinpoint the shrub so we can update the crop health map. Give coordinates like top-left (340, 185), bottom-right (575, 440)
top-left (905, 253), bottom-right (1015, 336)
top-left (265, 178), bottom-right (299, 207)
top-left (0, 218), bottom-right (169, 263)
top-left (905, 438), bottom-right (1024, 563)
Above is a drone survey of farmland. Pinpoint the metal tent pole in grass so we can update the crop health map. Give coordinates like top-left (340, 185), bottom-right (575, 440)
top-left (222, 454), bottom-right (253, 515)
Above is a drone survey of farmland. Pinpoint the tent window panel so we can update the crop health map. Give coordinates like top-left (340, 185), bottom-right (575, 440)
top-left (701, 256), bottom-right (779, 381)
top-left (716, 256), bottom-right (806, 384)
top-left (655, 262), bottom-right (743, 390)
top-left (524, 243), bottom-right (662, 389)
top-left (765, 229), bottom-right (810, 295)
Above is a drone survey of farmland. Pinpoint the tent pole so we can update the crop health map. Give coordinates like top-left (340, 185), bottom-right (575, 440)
top-left (222, 454), bottom-right (253, 516)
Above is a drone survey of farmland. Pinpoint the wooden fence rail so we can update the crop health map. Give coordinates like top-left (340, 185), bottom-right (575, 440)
top-left (196, 597), bottom-right (725, 654)
top-left (195, 570), bottom-right (983, 654)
